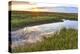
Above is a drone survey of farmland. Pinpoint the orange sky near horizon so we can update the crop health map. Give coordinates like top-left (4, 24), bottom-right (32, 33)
top-left (10, 1), bottom-right (48, 12)
top-left (9, 1), bottom-right (78, 13)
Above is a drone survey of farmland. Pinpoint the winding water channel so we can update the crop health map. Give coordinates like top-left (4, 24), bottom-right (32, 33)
top-left (11, 19), bottom-right (78, 47)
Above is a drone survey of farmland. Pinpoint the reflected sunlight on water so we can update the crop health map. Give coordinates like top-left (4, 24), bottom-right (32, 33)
top-left (11, 20), bottom-right (78, 47)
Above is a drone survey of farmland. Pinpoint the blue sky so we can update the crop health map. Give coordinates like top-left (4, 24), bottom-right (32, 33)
top-left (46, 7), bottom-right (78, 13)
top-left (11, 1), bottom-right (78, 13)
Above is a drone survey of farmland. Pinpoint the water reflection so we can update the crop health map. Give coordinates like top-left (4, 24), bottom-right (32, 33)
top-left (11, 20), bottom-right (78, 47)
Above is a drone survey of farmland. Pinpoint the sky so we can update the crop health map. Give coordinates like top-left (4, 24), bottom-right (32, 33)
top-left (10, 1), bottom-right (78, 13)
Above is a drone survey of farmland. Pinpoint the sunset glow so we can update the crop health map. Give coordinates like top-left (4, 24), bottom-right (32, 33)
top-left (11, 1), bottom-right (48, 12)
top-left (10, 1), bottom-right (77, 13)
top-left (31, 7), bottom-right (48, 12)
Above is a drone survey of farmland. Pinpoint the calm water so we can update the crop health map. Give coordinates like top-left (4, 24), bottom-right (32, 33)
top-left (11, 20), bottom-right (78, 47)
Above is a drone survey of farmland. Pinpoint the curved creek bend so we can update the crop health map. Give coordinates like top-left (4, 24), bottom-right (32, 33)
top-left (11, 20), bottom-right (78, 47)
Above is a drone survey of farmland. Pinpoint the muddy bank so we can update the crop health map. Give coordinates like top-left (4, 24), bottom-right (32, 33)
top-left (11, 20), bottom-right (78, 48)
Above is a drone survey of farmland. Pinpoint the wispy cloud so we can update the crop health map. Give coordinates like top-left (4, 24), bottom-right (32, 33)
top-left (10, 1), bottom-right (78, 13)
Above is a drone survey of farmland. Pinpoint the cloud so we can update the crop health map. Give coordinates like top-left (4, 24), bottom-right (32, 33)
top-left (10, 1), bottom-right (78, 13)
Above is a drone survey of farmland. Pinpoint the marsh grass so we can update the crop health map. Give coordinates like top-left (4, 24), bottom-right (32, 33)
top-left (11, 11), bottom-right (78, 30)
top-left (12, 28), bottom-right (78, 53)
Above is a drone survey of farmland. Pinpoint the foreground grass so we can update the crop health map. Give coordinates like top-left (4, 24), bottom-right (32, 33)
top-left (10, 11), bottom-right (78, 30)
top-left (12, 28), bottom-right (78, 53)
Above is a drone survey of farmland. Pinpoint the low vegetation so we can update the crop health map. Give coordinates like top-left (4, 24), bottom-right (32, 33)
top-left (10, 11), bottom-right (78, 30)
top-left (12, 28), bottom-right (78, 53)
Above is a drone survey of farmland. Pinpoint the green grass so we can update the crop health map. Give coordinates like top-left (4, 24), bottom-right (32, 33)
top-left (12, 28), bottom-right (78, 53)
top-left (10, 11), bottom-right (78, 30)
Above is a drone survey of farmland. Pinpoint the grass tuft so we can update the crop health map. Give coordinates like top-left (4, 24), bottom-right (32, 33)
top-left (12, 28), bottom-right (78, 53)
